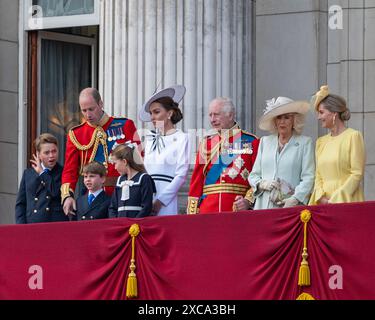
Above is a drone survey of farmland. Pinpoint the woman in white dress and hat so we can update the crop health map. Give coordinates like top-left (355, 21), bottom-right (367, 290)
top-left (139, 85), bottom-right (191, 216)
top-left (249, 97), bottom-right (315, 210)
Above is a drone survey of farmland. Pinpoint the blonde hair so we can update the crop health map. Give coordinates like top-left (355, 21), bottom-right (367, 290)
top-left (269, 113), bottom-right (306, 135)
top-left (34, 133), bottom-right (58, 152)
top-left (320, 94), bottom-right (351, 121)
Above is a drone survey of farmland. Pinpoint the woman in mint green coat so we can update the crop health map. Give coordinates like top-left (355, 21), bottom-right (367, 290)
top-left (249, 97), bottom-right (315, 210)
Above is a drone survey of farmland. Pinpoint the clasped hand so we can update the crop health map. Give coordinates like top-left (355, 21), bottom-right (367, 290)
top-left (258, 180), bottom-right (280, 192)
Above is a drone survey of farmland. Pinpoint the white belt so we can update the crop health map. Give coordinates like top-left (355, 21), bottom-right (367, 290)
top-left (118, 206), bottom-right (142, 212)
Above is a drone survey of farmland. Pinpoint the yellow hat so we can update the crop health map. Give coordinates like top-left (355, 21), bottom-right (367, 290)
top-left (312, 85), bottom-right (330, 111)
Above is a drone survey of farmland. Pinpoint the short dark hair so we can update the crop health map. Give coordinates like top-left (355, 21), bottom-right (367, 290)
top-left (82, 161), bottom-right (107, 177)
top-left (34, 133), bottom-right (58, 152)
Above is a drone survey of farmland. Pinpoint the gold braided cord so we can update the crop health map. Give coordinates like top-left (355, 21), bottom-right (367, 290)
top-left (298, 209), bottom-right (312, 287)
top-left (88, 129), bottom-right (109, 167)
top-left (69, 127), bottom-right (101, 151)
top-left (69, 127), bottom-right (109, 170)
top-left (126, 224), bottom-right (140, 299)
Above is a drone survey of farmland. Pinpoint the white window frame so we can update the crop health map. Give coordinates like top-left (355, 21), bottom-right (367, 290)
top-left (24, 0), bottom-right (100, 30)
top-left (37, 31), bottom-right (98, 134)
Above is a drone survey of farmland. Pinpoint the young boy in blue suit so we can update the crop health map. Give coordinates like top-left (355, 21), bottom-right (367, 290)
top-left (15, 133), bottom-right (68, 224)
top-left (73, 162), bottom-right (111, 221)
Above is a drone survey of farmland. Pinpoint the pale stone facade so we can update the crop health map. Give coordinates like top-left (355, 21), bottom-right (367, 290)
top-left (0, 0), bottom-right (19, 224)
top-left (256, 0), bottom-right (375, 201)
top-left (0, 0), bottom-right (374, 223)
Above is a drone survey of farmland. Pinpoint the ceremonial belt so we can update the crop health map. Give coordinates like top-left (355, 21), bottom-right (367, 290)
top-left (203, 183), bottom-right (249, 196)
top-left (118, 206), bottom-right (142, 212)
top-left (104, 176), bottom-right (119, 187)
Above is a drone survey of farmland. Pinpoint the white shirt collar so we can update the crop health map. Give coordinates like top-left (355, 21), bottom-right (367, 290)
top-left (89, 189), bottom-right (104, 198)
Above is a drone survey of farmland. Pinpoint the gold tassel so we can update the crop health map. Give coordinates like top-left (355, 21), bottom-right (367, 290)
top-left (126, 224), bottom-right (140, 299)
top-left (297, 292), bottom-right (315, 300)
top-left (298, 210), bottom-right (312, 287)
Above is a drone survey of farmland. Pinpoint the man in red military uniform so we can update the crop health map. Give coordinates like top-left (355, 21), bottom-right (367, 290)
top-left (187, 97), bottom-right (259, 214)
top-left (61, 88), bottom-right (141, 217)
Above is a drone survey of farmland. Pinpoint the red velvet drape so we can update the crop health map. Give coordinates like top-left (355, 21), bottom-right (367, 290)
top-left (1, 202), bottom-right (375, 300)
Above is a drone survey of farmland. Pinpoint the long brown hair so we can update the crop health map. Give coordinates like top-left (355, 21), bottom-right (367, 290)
top-left (111, 144), bottom-right (146, 173)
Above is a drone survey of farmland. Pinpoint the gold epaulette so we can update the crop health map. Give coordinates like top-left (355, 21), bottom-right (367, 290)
top-left (60, 183), bottom-right (74, 204)
top-left (241, 130), bottom-right (258, 140)
top-left (187, 197), bottom-right (199, 214)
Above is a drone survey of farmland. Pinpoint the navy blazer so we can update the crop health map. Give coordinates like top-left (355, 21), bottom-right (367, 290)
top-left (109, 172), bottom-right (156, 218)
top-left (15, 163), bottom-right (68, 224)
top-left (75, 190), bottom-right (111, 221)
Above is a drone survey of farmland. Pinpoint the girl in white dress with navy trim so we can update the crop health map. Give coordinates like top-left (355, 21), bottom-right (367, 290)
top-left (108, 143), bottom-right (156, 218)
top-left (139, 85), bottom-right (191, 216)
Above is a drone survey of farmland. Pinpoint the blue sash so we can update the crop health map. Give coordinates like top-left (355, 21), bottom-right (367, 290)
top-left (204, 133), bottom-right (242, 186)
top-left (94, 119), bottom-right (127, 164)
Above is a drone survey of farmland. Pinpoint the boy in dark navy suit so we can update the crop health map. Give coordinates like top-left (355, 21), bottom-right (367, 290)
top-left (15, 133), bottom-right (68, 224)
top-left (73, 162), bottom-right (110, 221)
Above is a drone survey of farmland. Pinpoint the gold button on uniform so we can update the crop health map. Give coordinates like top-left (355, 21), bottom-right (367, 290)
top-left (34, 210), bottom-right (37, 213)
top-left (35, 198), bottom-right (38, 201)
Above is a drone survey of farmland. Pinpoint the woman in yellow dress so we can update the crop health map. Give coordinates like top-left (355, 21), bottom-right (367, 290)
top-left (309, 85), bottom-right (366, 205)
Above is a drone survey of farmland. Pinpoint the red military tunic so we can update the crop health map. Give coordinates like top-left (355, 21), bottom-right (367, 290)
top-left (61, 113), bottom-right (141, 202)
top-left (187, 123), bottom-right (259, 214)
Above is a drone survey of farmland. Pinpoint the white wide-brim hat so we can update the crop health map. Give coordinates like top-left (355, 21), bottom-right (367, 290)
top-left (138, 85), bottom-right (186, 122)
top-left (259, 96), bottom-right (310, 131)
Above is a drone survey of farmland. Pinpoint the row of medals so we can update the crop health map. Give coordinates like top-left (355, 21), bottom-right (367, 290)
top-left (107, 128), bottom-right (126, 142)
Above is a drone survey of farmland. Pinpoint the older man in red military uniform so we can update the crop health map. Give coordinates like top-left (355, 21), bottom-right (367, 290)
top-left (61, 88), bottom-right (141, 217)
top-left (187, 97), bottom-right (259, 214)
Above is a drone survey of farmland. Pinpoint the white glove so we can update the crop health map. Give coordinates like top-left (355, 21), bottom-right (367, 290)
top-left (258, 180), bottom-right (279, 192)
top-left (281, 197), bottom-right (299, 208)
